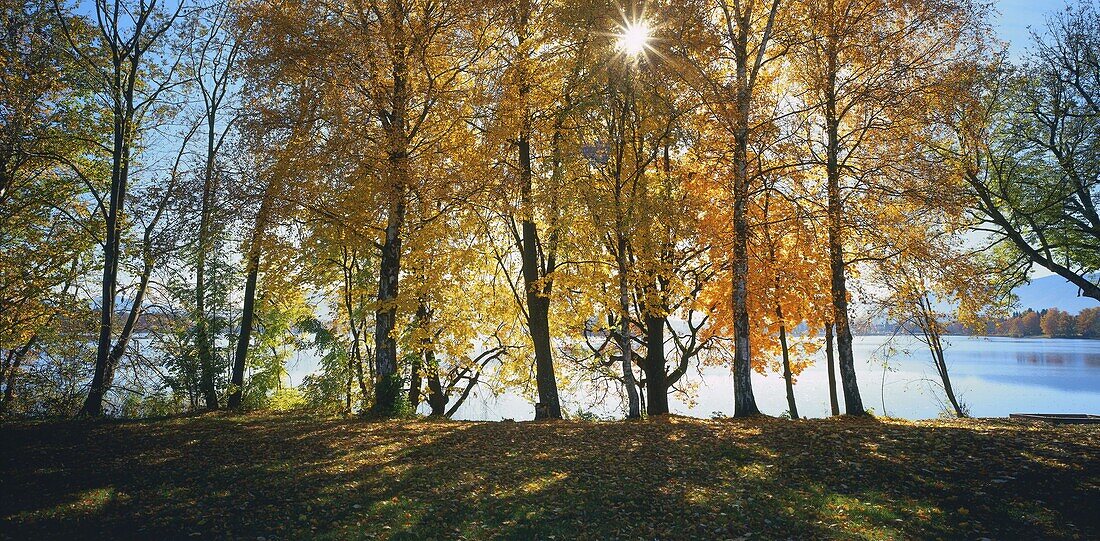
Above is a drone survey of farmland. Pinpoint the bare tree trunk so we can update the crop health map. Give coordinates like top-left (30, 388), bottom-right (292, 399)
top-left (825, 30), bottom-right (865, 416)
top-left (827, 167), bottom-right (864, 415)
top-left (617, 237), bottom-right (640, 419)
top-left (408, 303), bottom-right (430, 411)
top-left (340, 247), bottom-right (369, 412)
top-left (84, 245), bottom-right (154, 417)
top-left (825, 322), bottom-right (840, 416)
top-left (644, 314), bottom-right (669, 415)
top-left (930, 332), bottom-right (964, 417)
top-left (195, 206), bottom-right (218, 410)
top-left (82, 118), bottom-right (127, 417)
top-left (408, 354), bottom-right (422, 410)
top-left (0, 351), bottom-right (12, 412)
top-left (345, 371), bottom-right (352, 414)
top-left (729, 9), bottom-right (760, 418)
top-left (373, 194), bottom-right (406, 415)
top-left (919, 296), bottom-right (965, 417)
top-left (227, 250), bottom-right (259, 410)
top-left (227, 207), bottom-right (265, 411)
top-left (195, 110), bottom-right (219, 411)
top-left (526, 287), bottom-right (561, 419)
top-left (355, 345), bottom-right (368, 410)
top-left (0, 338), bottom-right (35, 416)
top-left (372, 4), bottom-right (410, 415)
top-left (777, 303), bottom-right (798, 419)
top-left (92, 257), bottom-right (155, 414)
top-left (426, 357), bottom-right (446, 416)
top-left (517, 3), bottom-right (562, 420)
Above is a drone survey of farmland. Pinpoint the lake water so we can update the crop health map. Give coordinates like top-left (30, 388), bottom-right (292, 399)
top-left (365, 336), bottom-right (1100, 421)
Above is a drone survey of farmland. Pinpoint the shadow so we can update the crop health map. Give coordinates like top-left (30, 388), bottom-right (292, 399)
top-left (1, 413), bottom-right (1097, 540)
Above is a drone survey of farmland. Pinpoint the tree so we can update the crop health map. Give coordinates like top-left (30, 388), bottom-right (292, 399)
top-left (679, 0), bottom-right (790, 417)
top-left (322, 0), bottom-right (487, 416)
top-left (402, 220), bottom-right (521, 418)
top-left (1019, 310), bottom-right (1043, 336)
top-left (947, 4), bottom-right (1100, 303)
top-left (1040, 308), bottom-right (1076, 338)
top-left (753, 183), bottom-right (832, 420)
top-left (633, 142), bottom-right (719, 417)
top-left (1077, 307), bottom-right (1100, 338)
top-left (186, 0), bottom-right (242, 410)
top-left (57, 0), bottom-right (189, 416)
top-left (0, 0), bottom-right (96, 415)
top-left (487, 0), bottom-right (595, 419)
top-left (574, 18), bottom-right (683, 418)
top-left (229, 4), bottom-right (322, 407)
top-left (871, 217), bottom-right (1009, 417)
top-left (791, 0), bottom-right (983, 415)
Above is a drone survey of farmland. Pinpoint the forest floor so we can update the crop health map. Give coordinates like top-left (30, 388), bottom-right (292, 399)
top-left (2, 413), bottom-right (1098, 540)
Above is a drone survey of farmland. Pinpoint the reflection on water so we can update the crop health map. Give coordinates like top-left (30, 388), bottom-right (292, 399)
top-left (1018, 352), bottom-right (1068, 365)
top-left (435, 336), bottom-right (1100, 422)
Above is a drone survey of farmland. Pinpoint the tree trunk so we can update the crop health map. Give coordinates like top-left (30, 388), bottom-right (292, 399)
top-left (426, 355), bottom-right (446, 416)
top-left (195, 112), bottom-right (219, 411)
top-left (827, 172), bottom-right (864, 415)
top-left (825, 322), bottom-right (840, 416)
top-left (777, 304), bottom-right (798, 419)
top-left (355, 345), bottom-right (368, 411)
top-left (84, 223), bottom-right (154, 417)
top-left (82, 138), bottom-right (124, 417)
top-left (825, 34), bottom-right (865, 416)
top-left (345, 370), bottom-right (352, 414)
top-left (372, 6), bottom-right (411, 416)
top-left (229, 169), bottom-right (274, 412)
top-left (644, 313), bottom-right (669, 415)
top-left (0, 351), bottom-right (12, 414)
top-left (227, 239), bottom-right (261, 411)
top-left (81, 33), bottom-right (142, 417)
top-left (527, 290), bottom-right (561, 419)
top-left (930, 332), bottom-right (964, 417)
top-left (0, 338), bottom-right (35, 416)
top-left (730, 13), bottom-right (760, 418)
top-left (340, 247), bottom-right (370, 413)
top-left (373, 195), bottom-right (406, 415)
top-left (517, 5), bottom-right (562, 420)
top-left (409, 303), bottom-right (431, 410)
top-left (90, 258), bottom-right (155, 414)
top-left (617, 236), bottom-right (641, 419)
top-left (408, 353), bottom-right (422, 410)
top-left (920, 297), bottom-right (965, 417)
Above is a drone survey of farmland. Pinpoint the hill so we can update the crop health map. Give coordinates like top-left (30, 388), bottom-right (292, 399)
top-left (2, 413), bottom-right (1097, 540)
top-left (1014, 274), bottom-right (1099, 314)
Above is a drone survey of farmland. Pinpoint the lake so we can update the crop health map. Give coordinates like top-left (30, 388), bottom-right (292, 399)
top-left (369, 336), bottom-right (1100, 421)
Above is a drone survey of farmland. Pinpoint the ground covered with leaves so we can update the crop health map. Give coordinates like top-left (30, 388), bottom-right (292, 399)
top-left (2, 413), bottom-right (1098, 540)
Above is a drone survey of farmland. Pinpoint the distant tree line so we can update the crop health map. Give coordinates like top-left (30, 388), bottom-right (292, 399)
top-left (989, 308), bottom-right (1100, 339)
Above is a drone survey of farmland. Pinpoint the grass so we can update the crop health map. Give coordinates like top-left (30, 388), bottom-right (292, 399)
top-left (2, 413), bottom-right (1098, 540)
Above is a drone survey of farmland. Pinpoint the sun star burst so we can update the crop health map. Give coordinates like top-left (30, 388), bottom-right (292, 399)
top-left (617, 20), bottom-right (651, 57)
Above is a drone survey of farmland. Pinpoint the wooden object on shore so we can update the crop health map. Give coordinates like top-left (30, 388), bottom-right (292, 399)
top-left (1009, 413), bottom-right (1100, 424)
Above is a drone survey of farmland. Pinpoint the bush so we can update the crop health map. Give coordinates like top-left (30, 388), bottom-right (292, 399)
top-left (269, 388), bottom-right (307, 411)
top-left (370, 373), bottom-right (412, 418)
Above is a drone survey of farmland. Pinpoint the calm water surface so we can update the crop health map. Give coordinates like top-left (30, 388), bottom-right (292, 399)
top-left (417, 336), bottom-right (1100, 421)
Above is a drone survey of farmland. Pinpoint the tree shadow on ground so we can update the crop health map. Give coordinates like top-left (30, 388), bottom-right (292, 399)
top-left (1, 413), bottom-right (1097, 540)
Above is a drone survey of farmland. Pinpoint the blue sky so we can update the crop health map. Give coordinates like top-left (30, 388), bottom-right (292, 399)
top-left (995, 0), bottom-right (1073, 58)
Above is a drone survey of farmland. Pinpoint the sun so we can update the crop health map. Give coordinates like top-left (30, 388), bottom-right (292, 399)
top-left (616, 20), bottom-right (651, 57)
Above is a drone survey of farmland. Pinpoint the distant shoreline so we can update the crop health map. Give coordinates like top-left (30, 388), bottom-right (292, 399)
top-left (852, 334), bottom-right (1099, 340)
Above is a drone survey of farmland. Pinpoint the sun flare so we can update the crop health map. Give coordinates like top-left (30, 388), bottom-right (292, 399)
top-left (616, 20), bottom-right (651, 57)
